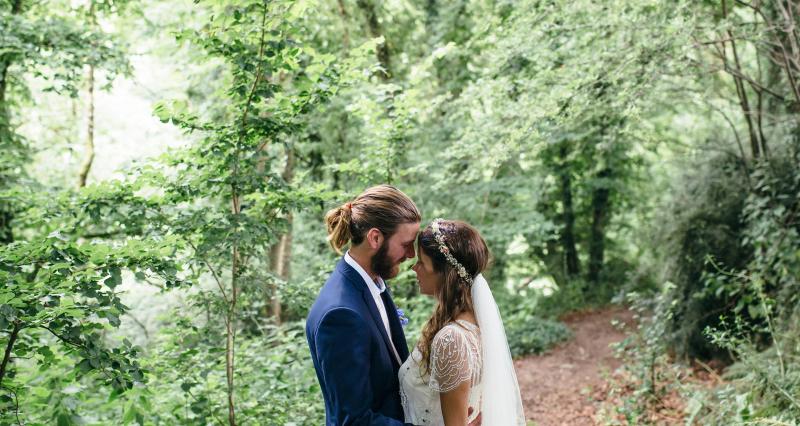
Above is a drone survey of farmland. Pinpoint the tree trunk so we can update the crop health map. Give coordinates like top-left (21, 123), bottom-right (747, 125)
top-left (0, 1), bottom-right (24, 245)
top-left (356, 0), bottom-right (392, 79)
top-left (336, 0), bottom-right (351, 50)
top-left (227, 205), bottom-right (241, 426)
top-left (268, 230), bottom-right (291, 323)
top-left (0, 322), bottom-right (21, 388)
top-left (559, 143), bottom-right (580, 277)
top-left (0, 0), bottom-right (23, 107)
top-left (225, 309), bottom-right (236, 426)
top-left (587, 168), bottom-right (611, 283)
top-left (721, 0), bottom-right (762, 159)
top-left (267, 148), bottom-right (294, 324)
top-left (0, 210), bottom-right (11, 244)
top-left (78, 64), bottom-right (95, 188)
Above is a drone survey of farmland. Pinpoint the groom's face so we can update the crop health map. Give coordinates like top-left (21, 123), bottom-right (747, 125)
top-left (372, 222), bottom-right (419, 280)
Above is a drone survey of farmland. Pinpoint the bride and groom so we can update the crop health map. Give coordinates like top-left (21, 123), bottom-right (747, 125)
top-left (306, 185), bottom-right (525, 425)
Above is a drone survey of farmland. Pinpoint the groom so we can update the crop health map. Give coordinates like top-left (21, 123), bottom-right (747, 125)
top-left (306, 185), bottom-right (420, 425)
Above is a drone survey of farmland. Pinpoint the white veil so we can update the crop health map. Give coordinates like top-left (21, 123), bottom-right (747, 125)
top-left (472, 273), bottom-right (526, 425)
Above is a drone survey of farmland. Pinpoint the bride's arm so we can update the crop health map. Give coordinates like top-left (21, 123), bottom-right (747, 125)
top-left (440, 382), bottom-right (470, 425)
top-left (430, 326), bottom-right (480, 425)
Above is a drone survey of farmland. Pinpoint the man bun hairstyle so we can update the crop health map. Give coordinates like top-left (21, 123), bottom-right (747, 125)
top-left (324, 185), bottom-right (421, 254)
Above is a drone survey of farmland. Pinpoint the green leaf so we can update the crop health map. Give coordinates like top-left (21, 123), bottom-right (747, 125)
top-left (122, 401), bottom-right (137, 424)
top-left (107, 267), bottom-right (122, 288)
top-left (56, 412), bottom-right (73, 426)
top-left (77, 358), bottom-right (93, 373)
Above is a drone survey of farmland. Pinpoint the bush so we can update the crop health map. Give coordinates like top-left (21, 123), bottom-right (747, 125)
top-left (616, 150), bottom-right (800, 424)
top-left (652, 154), bottom-right (752, 360)
top-left (505, 314), bottom-right (572, 357)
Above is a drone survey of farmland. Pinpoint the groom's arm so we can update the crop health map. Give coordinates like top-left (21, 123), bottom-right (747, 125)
top-left (315, 308), bottom-right (407, 426)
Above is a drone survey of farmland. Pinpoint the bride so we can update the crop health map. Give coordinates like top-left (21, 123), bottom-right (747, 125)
top-left (400, 219), bottom-right (526, 425)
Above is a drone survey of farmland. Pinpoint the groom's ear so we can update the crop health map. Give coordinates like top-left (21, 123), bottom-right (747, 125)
top-left (365, 228), bottom-right (384, 250)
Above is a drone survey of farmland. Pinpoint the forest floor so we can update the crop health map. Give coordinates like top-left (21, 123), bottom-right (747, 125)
top-left (514, 306), bottom-right (721, 426)
top-left (514, 305), bottom-right (710, 425)
top-left (515, 306), bottom-right (634, 425)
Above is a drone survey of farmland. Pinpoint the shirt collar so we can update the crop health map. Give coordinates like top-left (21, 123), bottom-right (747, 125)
top-left (344, 251), bottom-right (386, 294)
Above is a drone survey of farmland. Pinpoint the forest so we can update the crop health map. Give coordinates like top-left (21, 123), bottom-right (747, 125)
top-left (1, 0), bottom-right (799, 424)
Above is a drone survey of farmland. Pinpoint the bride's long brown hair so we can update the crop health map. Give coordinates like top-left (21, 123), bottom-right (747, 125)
top-left (417, 220), bottom-right (490, 375)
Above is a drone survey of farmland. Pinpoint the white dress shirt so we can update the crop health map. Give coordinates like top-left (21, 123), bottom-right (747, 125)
top-left (344, 251), bottom-right (402, 364)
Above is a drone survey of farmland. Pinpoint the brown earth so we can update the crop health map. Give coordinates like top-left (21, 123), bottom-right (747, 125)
top-left (514, 306), bottom-right (636, 426)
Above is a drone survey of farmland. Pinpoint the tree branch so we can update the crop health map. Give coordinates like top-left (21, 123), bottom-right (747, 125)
top-left (185, 239), bottom-right (229, 304)
top-left (722, 0), bottom-right (762, 158)
top-left (41, 325), bottom-right (81, 348)
top-left (0, 322), bottom-right (22, 388)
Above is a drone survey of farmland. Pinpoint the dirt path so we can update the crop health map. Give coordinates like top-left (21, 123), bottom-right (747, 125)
top-left (514, 306), bottom-right (635, 426)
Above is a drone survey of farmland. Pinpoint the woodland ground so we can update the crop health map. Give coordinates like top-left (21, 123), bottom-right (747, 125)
top-left (515, 306), bottom-right (719, 426)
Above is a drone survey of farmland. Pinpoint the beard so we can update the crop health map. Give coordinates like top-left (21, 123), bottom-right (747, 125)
top-left (372, 240), bottom-right (399, 280)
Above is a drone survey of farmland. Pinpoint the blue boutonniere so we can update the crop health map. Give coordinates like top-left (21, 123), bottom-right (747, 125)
top-left (396, 308), bottom-right (409, 327)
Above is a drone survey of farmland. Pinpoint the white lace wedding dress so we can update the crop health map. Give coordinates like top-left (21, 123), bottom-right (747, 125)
top-left (398, 320), bottom-right (482, 425)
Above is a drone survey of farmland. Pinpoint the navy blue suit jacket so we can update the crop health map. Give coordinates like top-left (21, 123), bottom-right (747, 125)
top-left (306, 258), bottom-right (411, 425)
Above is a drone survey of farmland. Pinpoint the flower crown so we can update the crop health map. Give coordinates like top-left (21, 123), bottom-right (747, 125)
top-left (430, 218), bottom-right (474, 285)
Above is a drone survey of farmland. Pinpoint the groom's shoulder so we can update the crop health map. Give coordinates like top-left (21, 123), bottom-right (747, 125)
top-left (308, 263), bottom-right (361, 316)
top-left (320, 259), bottom-right (360, 294)
top-left (307, 290), bottom-right (367, 335)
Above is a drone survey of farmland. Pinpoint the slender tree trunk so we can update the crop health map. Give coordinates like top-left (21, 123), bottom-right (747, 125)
top-left (559, 143), bottom-right (580, 276)
top-left (225, 6), bottom-right (268, 422)
top-left (587, 168), bottom-right (611, 283)
top-left (227, 166), bottom-right (243, 426)
top-left (336, 0), bottom-right (351, 50)
top-left (0, 0), bottom-right (23, 104)
top-left (333, 114), bottom-right (348, 190)
top-left (225, 307), bottom-right (236, 426)
top-left (0, 322), bottom-right (21, 388)
top-left (721, 0), bottom-right (762, 159)
top-left (227, 197), bottom-right (241, 426)
top-left (0, 211), bottom-right (11, 244)
top-left (356, 0), bottom-right (392, 79)
top-left (763, 0), bottom-right (800, 153)
top-left (267, 148), bottom-right (294, 324)
top-left (268, 230), bottom-right (291, 323)
top-left (0, 0), bottom-right (24, 245)
top-left (78, 64), bottom-right (95, 188)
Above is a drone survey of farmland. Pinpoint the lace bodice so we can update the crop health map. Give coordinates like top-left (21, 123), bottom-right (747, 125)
top-left (399, 320), bottom-right (482, 425)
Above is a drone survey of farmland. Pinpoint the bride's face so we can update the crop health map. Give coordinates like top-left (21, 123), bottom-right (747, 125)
top-left (412, 250), bottom-right (443, 296)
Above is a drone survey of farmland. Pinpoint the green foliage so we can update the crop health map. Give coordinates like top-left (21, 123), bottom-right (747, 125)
top-left (10, 0), bottom-right (800, 423)
top-left (652, 154), bottom-right (752, 359)
top-left (607, 286), bottom-right (682, 424)
top-left (686, 152), bottom-right (800, 424)
top-left (505, 313), bottom-right (572, 358)
top-left (130, 315), bottom-right (323, 425)
top-left (619, 149), bottom-right (800, 423)
top-left (0, 3), bottom-right (130, 97)
top-left (0, 231), bottom-right (185, 422)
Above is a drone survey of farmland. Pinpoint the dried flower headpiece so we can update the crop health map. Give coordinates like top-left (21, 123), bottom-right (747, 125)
top-left (430, 218), bottom-right (473, 285)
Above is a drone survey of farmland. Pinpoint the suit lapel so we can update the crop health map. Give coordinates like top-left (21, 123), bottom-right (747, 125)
top-left (337, 259), bottom-right (401, 368)
top-left (382, 288), bottom-right (409, 361)
top-left (361, 290), bottom-right (401, 367)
